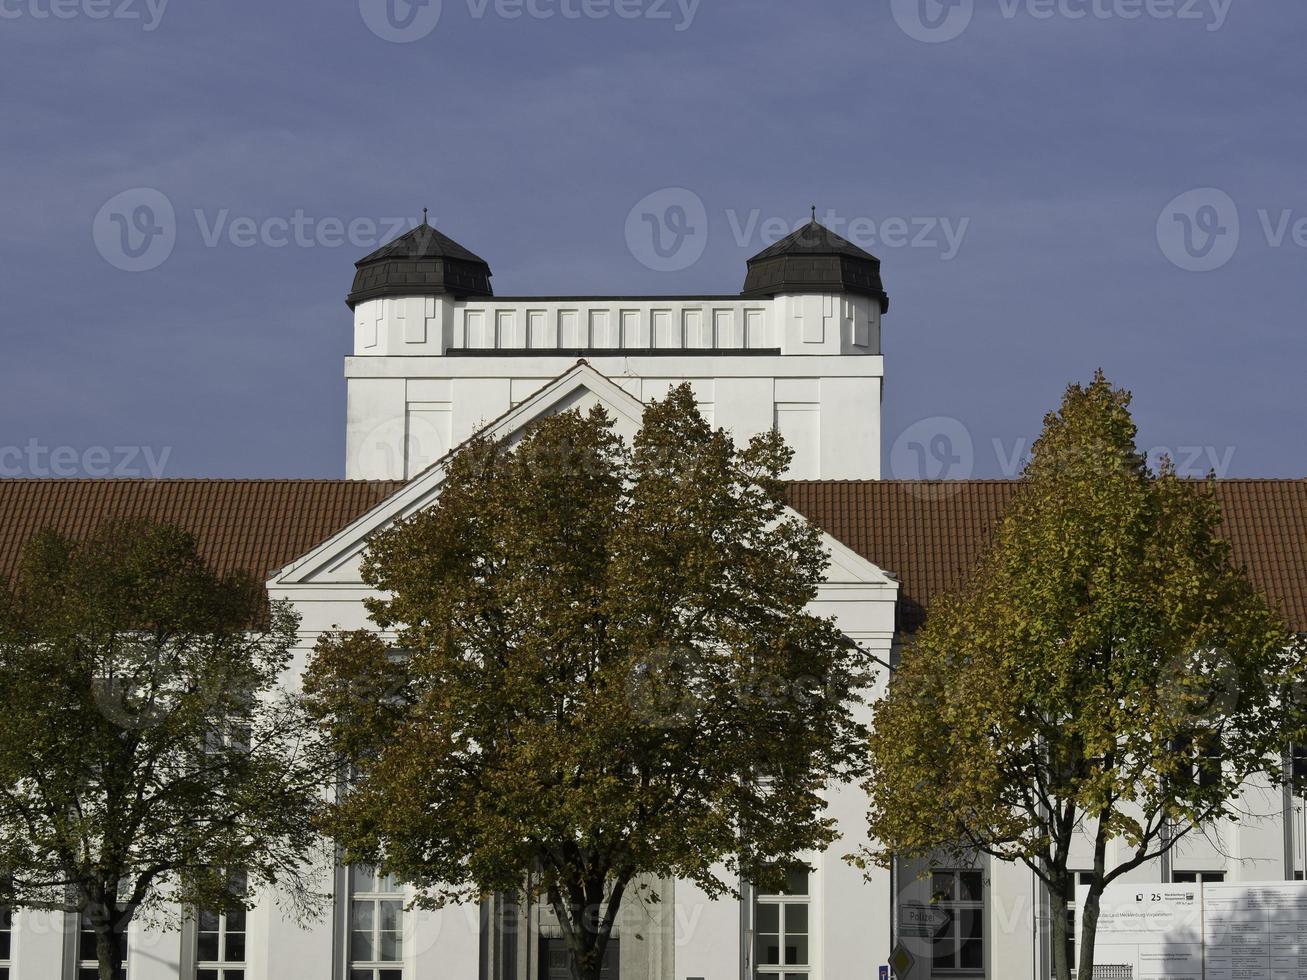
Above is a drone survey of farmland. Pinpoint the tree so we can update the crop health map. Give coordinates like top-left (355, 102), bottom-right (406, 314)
top-left (862, 373), bottom-right (1302, 980)
top-left (0, 520), bottom-right (327, 980)
top-left (304, 384), bottom-right (871, 980)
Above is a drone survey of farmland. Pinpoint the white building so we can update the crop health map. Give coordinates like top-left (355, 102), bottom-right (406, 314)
top-left (1, 218), bottom-right (1305, 980)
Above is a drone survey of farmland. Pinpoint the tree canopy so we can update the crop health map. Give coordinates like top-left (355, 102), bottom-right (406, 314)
top-left (863, 372), bottom-right (1302, 980)
top-left (304, 384), bottom-right (872, 980)
top-left (0, 520), bottom-right (327, 980)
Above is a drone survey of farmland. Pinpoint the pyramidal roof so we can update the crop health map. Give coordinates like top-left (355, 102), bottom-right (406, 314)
top-left (355, 221), bottom-right (489, 266)
top-left (749, 219), bottom-right (880, 262)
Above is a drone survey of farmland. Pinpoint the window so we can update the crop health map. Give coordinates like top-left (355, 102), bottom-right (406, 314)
top-left (195, 872), bottom-right (247, 980)
top-left (75, 911), bottom-right (127, 980)
top-left (931, 870), bottom-right (984, 974)
top-left (539, 937), bottom-right (619, 980)
top-left (754, 868), bottom-right (810, 980)
top-left (1171, 871), bottom-right (1225, 884)
top-left (1290, 744), bottom-right (1307, 793)
top-left (1, 903), bottom-right (12, 980)
top-left (348, 866), bottom-right (404, 980)
top-left (1171, 733), bottom-right (1222, 789)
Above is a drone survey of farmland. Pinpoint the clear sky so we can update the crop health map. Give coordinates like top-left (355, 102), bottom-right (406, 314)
top-left (1, 0), bottom-right (1302, 480)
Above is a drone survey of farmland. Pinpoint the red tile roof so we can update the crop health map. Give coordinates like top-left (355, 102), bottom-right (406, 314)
top-left (2, 478), bottom-right (1304, 633)
top-left (0, 479), bottom-right (406, 586)
top-left (786, 480), bottom-right (1307, 633)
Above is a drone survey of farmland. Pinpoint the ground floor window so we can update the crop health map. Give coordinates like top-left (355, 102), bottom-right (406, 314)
top-left (931, 869), bottom-right (983, 974)
top-left (195, 872), bottom-right (248, 980)
top-left (754, 868), bottom-right (811, 979)
top-left (1171, 871), bottom-right (1225, 884)
top-left (75, 911), bottom-right (127, 980)
top-left (539, 937), bottom-right (619, 980)
top-left (348, 866), bottom-right (404, 980)
top-left (1, 903), bottom-right (12, 980)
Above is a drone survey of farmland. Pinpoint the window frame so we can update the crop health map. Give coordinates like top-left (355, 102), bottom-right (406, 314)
top-left (67, 909), bottom-right (128, 980)
top-left (0, 901), bottom-right (13, 980)
top-left (344, 865), bottom-right (405, 980)
top-left (752, 868), bottom-right (813, 980)
top-left (190, 871), bottom-right (248, 980)
top-left (930, 869), bottom-right (985, 976)
top-left (1170, 870), bottom-right (1225, 884)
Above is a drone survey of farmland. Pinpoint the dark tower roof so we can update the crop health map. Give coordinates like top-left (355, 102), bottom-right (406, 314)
top-left (346, 219), bottom-right (493, 309)
top-left (741, 219), bottom-right (889, 312)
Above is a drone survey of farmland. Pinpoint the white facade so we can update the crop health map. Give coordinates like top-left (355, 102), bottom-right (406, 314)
top-left (5, 234), bottom-right (1302, 980)
top-left (278, 363), bottom-right (900, 980)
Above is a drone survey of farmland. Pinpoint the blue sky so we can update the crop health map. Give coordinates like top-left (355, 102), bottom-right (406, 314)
top-left (1, 0), bottom-right (1302, 480)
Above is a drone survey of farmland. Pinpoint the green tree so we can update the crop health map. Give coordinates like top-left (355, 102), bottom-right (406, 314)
top-left (0, 520), bottom-right (327, 980)
top-left (863, 373), bottom-right (1302, 980)
top-left (304, 385), bottom-right (871, 980)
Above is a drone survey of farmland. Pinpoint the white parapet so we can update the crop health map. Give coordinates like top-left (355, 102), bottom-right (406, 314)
top-left (345, 293), bottom-right (884, 482)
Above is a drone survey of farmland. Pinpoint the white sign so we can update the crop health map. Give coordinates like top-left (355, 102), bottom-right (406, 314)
top-left (898, 901), bottom-right (950, 938)
top-left (1083, 879), bottom-right (1307, 979)
top-left (1203, 882), bottom-right (1307, 980)
top-left (1077, 883), bottom-right (1202, 980)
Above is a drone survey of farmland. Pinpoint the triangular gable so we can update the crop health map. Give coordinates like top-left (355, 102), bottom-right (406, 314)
top-left (268, 361), bottom-right (896, 591)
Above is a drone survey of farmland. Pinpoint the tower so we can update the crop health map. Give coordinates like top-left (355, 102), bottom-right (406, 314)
top-left (343, 214), bottom-right (887, 481)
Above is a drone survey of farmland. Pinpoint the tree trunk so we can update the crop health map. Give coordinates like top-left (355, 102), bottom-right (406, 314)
top-left (1076, 888), bottom-right (1103, 980)
top-left (566, 933), bottom-right (608, 980)
top-left (1047, 880), bottom-right (1073, 980)
top-left (549, 872), bottom-right (627, 980)
top-left (91, 902), bottom-right (126, 980)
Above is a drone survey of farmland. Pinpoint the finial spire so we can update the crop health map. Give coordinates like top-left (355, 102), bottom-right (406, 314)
top-left (422, 207), bottom-right (429, 225)
top-left (811, 204), bottom-right (817, 223)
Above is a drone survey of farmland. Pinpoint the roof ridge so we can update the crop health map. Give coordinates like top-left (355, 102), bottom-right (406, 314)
top-left (0, 478), bottom-right (408, 486)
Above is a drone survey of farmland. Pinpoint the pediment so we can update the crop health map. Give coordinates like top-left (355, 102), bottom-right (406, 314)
top-left (268, 362), bottom-right (896, 594)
